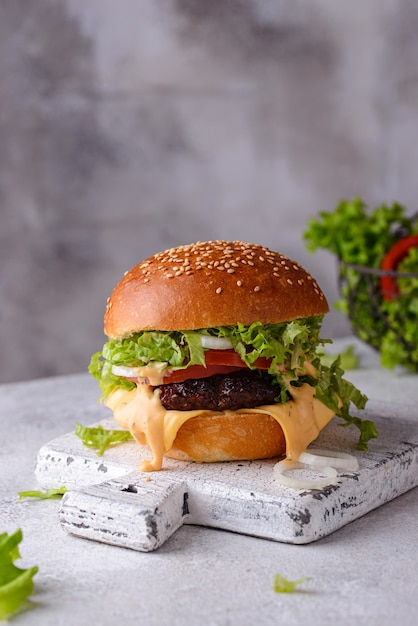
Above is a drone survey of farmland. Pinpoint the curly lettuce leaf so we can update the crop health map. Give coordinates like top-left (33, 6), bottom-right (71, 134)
top-left (313, 356), bottom-right (376, 450)
top-left (75, 423), bottom-right (133, 456)
top-left (0, 529), bottom-right (38, 621)
top-left (89, 329), bottom-right (207, 400)
top-left (217, 318), bottom-right (327, 375)
top-left (304, 197), bottom-right (414, 267)
top-left (89, 317), bottom-right (328, 397)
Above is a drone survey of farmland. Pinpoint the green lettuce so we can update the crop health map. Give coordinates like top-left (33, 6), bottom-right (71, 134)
top-left (75, 423), bottom-right (133, 456)
top-left (0, 529), bottom-right (38, 621)
top-left (89, 317), bottom-right (374, 449)
top-left (313, 356), bottom-right (375, 450)
top-left (17, 487), bottom-right (67, 500)
top-left (89, 318), bottom-right (327, 402)
top-left (304, 197), bottom-right (418, 370)
top-left (304, 197), bottom-right (413, 267)
top-left (273, 572), bottom-right (310, 593)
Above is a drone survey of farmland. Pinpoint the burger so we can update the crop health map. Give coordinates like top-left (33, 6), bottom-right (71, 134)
top-left (89, 240), bottom-right (373, 472)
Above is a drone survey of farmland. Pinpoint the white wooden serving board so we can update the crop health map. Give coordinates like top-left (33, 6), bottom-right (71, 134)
top-left (35, 412), bottom-right (418, 552)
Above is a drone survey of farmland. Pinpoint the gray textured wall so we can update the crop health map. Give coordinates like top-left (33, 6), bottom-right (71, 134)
top-left (1, 0), bottom-right (418, 383)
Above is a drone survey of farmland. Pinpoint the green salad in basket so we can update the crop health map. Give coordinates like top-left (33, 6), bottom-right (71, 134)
top-left (304, 197), bottom-right (418, 371)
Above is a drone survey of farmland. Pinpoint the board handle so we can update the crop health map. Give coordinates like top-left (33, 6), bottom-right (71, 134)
top-left (58, 472), bottom-right (188, 551)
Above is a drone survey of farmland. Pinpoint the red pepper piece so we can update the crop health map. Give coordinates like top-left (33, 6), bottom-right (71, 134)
top-left (380, 234), bottom-right (418, 301)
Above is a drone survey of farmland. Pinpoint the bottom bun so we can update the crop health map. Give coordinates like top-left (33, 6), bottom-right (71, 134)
top-left (165, 411), bottom-right (286, 463)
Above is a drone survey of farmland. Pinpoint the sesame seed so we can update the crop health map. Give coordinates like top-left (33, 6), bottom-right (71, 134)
top-left (287, 279), bottom-right (293, 285)
top-left (216, 287), bottom-right (222, 294)
top-left (248, 260), bottom-right (255, 266)
top-left (144, 278), bottom-right (150, 283)
top-left (166, 273), bottom-right (173, 278)
top-left (254, 285), bottom-right (260, 292)
top-left (237, 280), bottom-right (242, 286)
top-left (227, 269), bottom-right (235, 274)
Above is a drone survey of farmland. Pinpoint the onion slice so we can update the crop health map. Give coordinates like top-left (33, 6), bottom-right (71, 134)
top-left (199, 335), bottom-right (233, 350)
top-left (273, 460), bottom-right (338, 490)
top-left (112, 365), bottom-right (140, 378)
top-left (298, 448), bottom-right (359, 471)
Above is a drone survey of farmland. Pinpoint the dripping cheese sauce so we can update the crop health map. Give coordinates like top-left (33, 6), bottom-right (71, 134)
top-left (105, 362), bottom-right (335, 472)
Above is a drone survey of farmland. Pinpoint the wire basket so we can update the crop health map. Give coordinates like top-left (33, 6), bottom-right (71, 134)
top-left (337, 260), bottom-right (418, 368)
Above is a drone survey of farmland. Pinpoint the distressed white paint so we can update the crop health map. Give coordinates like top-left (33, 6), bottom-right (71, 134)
top-left (35, 411), bottom-right (418, 552)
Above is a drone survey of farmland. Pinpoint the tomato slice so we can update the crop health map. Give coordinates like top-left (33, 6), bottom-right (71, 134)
top-left (162, 364), bottom-right (244, 384)
top-left (380, 234), bottom-right (418, 301)
top-left (204, 349), bottom-right (272, 370)
top-left (161, 350), bottom-right (274, 384)
top-left (123, 350), bottom-right (276, 386)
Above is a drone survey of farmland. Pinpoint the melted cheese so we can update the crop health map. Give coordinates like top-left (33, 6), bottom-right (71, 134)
top-left (105, 381), bottom-right (335, 472)
top-left (240, 386), bottom-right (334, 462)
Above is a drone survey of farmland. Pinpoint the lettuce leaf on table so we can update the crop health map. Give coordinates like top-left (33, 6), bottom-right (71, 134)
top-left (0, 529), bottom-right (38, 621)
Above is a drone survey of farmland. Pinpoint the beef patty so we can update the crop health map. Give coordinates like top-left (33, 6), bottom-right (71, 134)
top-left (158, 369), bottom-right (279, 412)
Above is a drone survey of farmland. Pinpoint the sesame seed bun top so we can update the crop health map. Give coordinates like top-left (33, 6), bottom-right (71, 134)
top-left (104, 240), bottom-right (329, 338)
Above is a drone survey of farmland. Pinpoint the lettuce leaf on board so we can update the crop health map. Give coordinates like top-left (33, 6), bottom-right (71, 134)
top-left (75, 423), bottom-right (133, 456)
